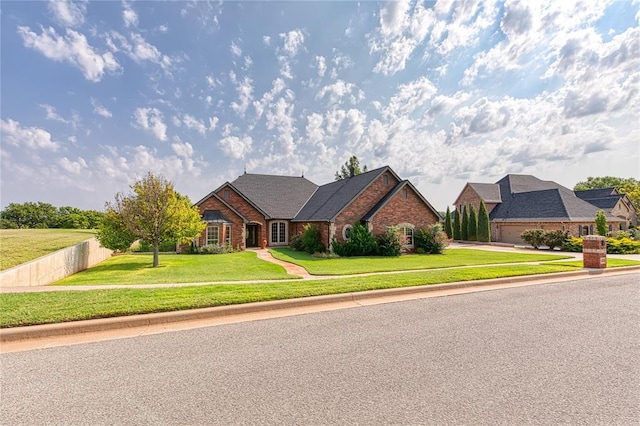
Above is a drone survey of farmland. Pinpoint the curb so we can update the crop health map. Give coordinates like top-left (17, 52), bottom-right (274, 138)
top-left (1, 267), bottom-right (639, 343)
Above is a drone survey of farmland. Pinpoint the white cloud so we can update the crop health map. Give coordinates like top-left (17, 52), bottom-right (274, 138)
top-left (315, 56), bottom-right (327, 77)
top-left (182, 114), bottom-right (207, 135)
top-left (263, 36), bottom-right (271, 46)
top-left (230, 40), bottom-right (242, 57)
top-left (18, 26), bottom-right (120, 82)
top-left (219, 135), bottom-right (252, 159)
top-left (106, 31), bottom-right (173, 73)
top-left (384, 76), bottom-right (437, 119)
top-left (266, 97), bottom-right (296, 155)
top-left (1, 119), bottom-right (60, 151)
top-left (48, 0), bottom-right (87, 28)
top-left (231, 76), bottom-right (254, 117)
top-left (122, 1), bottom-right (139, 28)
top-left (39, 104), bottom-right (68, 124)
top-left (316, 80), bottom-right (363, 105)
top-left (133, 107), bottom-right (168, 141)
top-left (279, 29), bottom-right (305, 56)
top-left (209, 116), bottom-right (219, 131)
top-left (59, 156), bottom-right (88, 175)
top-left (91, 98), bottom-right (112, 118)
top-left (253, 78), bottom-right (286, 118)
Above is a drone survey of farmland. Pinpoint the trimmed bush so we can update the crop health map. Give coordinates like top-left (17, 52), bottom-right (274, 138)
top-left (376, 226), bottom-right (404, 257)
top-left (543, 230), bottom-right (569, 250)
top-left (193, 244), bottom-right (233, 254)
top-left (520, 229), bottom-right (545, 249)
top-left (606, 237), bottom-right (640, 254)
top-left (331, 222), bottom-right (377, 257)
top-left (562, 236), bottom-right (583, 252)
top-left (414, 224), bottom-right (449, 254)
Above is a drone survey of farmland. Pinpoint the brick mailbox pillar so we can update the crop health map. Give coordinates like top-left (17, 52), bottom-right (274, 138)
top-left (583, 235), bottom-right (606, 269)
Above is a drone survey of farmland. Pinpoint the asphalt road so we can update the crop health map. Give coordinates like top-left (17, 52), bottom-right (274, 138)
top-left (2, 274), bottom-right (638, 425)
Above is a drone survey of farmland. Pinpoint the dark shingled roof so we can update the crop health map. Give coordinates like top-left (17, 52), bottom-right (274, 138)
top-left (575, 188), bottom-right (618, 199)
top-left (576, 196), bottom-right (621, 210)
top-left (490, 188), bottom-right (622, 222)
top-left (496, 174), bottom-right (574, 196)
top-left (202, 210), bottom-right (232, 223)
top-left (294, 166), bottom-right (390, 222)
top-left (468, 183), bottom-right (502, 203)
top-left (230, 173), bottom-right (318, 219)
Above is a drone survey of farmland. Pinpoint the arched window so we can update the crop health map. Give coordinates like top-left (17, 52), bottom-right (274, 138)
top-left (342, 224), bottom-right (353, 241)
top-left (398, 223), bottom-right (415, 247)
top-left (270, 221), bottom-right (287, 245)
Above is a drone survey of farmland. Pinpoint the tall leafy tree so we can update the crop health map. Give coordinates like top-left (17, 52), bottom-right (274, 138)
top-left (468, 204), bottom-right (477, 241)
top-left (99, 172), bottom-right (205, 267)
top-left (595, 209), bottom-right (608, 236)
top-left (335, 156), bottom-right (368, 180)
top-left (574, 176), bottom-right (639, 211)
top-left (444, 206), bottom-right (453, 239)
top-left (0, 202), bottom-right (58, 228)
top-left (477, 200), bottom-right (491, 242)
top-left (461, 205), bottom-right (469, 241)
top-left (453, 208), bottom-right (461, 240)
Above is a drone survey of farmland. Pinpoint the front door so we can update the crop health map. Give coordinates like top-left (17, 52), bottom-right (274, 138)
top-left (246, 224), bottom-right (258, 247)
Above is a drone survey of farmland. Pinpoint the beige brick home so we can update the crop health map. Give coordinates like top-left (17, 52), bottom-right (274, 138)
top-left (192, 166), bottom-right (442, 252)
top-left (453, 175), bottom-right (627, 245)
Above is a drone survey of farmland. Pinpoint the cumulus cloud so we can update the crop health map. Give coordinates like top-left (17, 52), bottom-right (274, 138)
top-left (316, 80), bottom-right (363, 105)
top-left (59, 156), bottom-right (89, 175)
top-left (384, 76), bottom-right (437, 119)
top-left (122, 1), bottom-right (138, 27)
top-left (182, 114), bottom-right (207, 135)
top-left (219, 135), bottom-right (252, 159)
top-left (133, 107), bottom-right (167, 141)
top-left (231, 76), bottom-right (254, 117)
top-left (48, 0), bottom-right (87, 28)
top-left (18, 26), bottom-right (120, 82)
top-left (106, 31), bottom-right (173, 73)
top-left (230, 40), bottom-right (242, 57)
top-left (315, 55), bottom-right (327, 77)
top-left (279, 29), bottom-right (305, 56)
top-left (1, 119), bottom-right (60, 151)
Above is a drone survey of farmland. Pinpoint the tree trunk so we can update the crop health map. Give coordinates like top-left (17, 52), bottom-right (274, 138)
top-left (153, 243), bottom-right (159, 267)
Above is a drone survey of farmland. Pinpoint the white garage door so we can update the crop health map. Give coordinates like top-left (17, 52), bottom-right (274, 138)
top-left (499, 224), bottom-right (531, 245)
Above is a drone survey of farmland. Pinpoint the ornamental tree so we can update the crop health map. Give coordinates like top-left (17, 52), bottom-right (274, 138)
top-left (444, 206), bottom-right (453, 239)
top-left (468, 204), bottom-right (477, 241)
top-left (99, 172), bottom-right (205, 267)
top-left (477, 200), bottom-right (491, 243)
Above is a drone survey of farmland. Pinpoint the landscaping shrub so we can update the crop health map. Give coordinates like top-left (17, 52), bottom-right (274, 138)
top-left (606, 237), bottom-right (640, 254)
top-left (331, 222), bottom-right (377, 257)
top-left (376, 226), bottom-right (404, 257)
top-left (562, 236), bottom-right (583, 252)
top-left (477, 201), bottom-right (490, 243)
top-left (468, 205), bottom-right (477, 241)
top-left (453, 209), bottom-right (461, 240)
top-left (520, 229), bottom-right (545, 249)
top-left (461, 205), bottom-right (469, 241)
top-left (543, 230), bottom-right (569, 250)
top-left (414, 224), bottom-right (449, 254)
top-left (193, 244), bottom-right (233, 254)
top-left (444, 207), bottom-right (453, 239)
top-left (291, 225), bottom-right (325, 254)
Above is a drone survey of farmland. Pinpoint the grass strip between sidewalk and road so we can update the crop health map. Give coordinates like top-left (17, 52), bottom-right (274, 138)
top-left (270, 248), bottom-right (572, 275)
top-left (0, 229), bottom-right (97, 271)
top-left (542, 258), bottom-right (640, 268)
top-left (1, 264), bottom-right (580, 328)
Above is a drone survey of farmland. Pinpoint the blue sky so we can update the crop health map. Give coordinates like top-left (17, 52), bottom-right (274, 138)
top-left (1, 0), bottom-right (639, 212)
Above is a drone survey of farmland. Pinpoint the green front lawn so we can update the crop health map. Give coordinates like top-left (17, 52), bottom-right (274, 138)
top-left (54, 252), bottom-right (297, 285)
top-left (0, 229), bottom-right (97, 270)
top-left (270, 248), bottom-right (572, 275)
top-left (544, 258), bottom-right (640, 268)
top-left (1, 263), bottom-right (577, 327)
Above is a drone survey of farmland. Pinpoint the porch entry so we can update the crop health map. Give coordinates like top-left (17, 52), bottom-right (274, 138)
top-left (246, 224), bottom-right (260, 248)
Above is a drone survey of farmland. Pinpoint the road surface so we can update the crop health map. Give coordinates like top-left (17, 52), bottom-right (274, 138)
top-left (1, 273), bottom-right (638, 425)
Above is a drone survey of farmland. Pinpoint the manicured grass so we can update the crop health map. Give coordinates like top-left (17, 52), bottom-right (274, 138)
top-left (54, 252), bottom-right (297, 285)
top-left (543, 258), bottom-right (640, 268)
top-left (0, 229), bottom-right (97, 270)
top-left (270, 248), bottom-right (572, 275)
top-left (0, 264), bottom-right (577, 327)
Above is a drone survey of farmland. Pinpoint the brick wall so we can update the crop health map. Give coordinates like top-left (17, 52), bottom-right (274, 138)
top-left (454, 185), bottom-right (498, 214)
top-left (369, 187), bottom-right (440, 235)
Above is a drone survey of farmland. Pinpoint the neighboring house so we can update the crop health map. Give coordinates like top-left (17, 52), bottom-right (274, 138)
top-left (192, 166), bottom-right (442, 252)
top-left (575, 188), bottom-right (637, 229)
top-left (453, 174), bottom-right (627, 244)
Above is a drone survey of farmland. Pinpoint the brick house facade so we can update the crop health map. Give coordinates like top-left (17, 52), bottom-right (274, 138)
top-left (191, 166), bottom-right (442, 252)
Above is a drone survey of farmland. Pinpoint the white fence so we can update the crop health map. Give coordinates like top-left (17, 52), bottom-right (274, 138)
top-left (0, 238), bottom-right (113, 287)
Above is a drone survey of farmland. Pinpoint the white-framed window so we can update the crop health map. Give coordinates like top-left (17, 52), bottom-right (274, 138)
top-left (270, 221), bottom-right (287, 244)
top-left (224, 224), bottom-right (232, 246)
top-left (342, 224), bottom-right (353, 241)
top-left (398, 223), bottom-right (415, 247)
top-left (206, 225), bottom-right (220, 245)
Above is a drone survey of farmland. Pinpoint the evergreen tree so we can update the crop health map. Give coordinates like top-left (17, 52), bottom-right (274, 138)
top-left (444, 206), bottom-right (453, 239)
top-left (595, 209), bottom-right (608, 236)
top-left (468, 204), bottom-right (477, 241)
top-left (453, 208), bottom-right (461, 240)
top-left (334, 156), bottom-right (368, 180)
top-left (461, 205), bottom-right (469, 241)
top-left (477, 200), bottom-right (491, 242)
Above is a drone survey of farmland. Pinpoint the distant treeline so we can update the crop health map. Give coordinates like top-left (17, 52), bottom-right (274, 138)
top-left (0, 202), bottom-right (104, 229)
